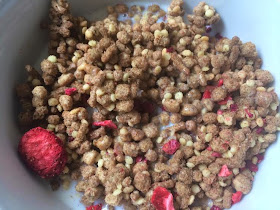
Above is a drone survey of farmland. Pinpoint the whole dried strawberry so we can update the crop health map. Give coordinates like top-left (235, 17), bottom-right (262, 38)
top-left (18, 127), bottom-right (67, 179)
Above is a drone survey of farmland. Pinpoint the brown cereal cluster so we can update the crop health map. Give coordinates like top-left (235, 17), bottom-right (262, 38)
top-left (16, 0), bottom-right (279, 209)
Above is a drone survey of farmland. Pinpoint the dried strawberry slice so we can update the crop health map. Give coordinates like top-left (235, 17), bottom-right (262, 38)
top-left (210, 206), bottom-right (221, 210)
top-left (18, 127), bottom-right (67, 179)
top-left (256, 154), bottom-right (264, 163)
top-left (246, 161), bottom-right (258, 172)
top-left (211, 152), bottom-right (222, 158)
top-left (218, 96), bottom-right (232, 105)
top-left (93, 120), bottom-right (117, 129)
top-left (218, 164), bottom-right (232, 177)
top-left (86, 203), bottom-right (102, 210)
top-left (65, 87), bottom-right (77, 96)
top-left (151, 187), bottom-right (175, 210)
top-left (232, 191), bottom-right (243, 204)
top-left (162, 139), bottom-right (180, 155)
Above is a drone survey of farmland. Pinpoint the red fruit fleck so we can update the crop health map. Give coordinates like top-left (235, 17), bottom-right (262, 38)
top-left (244, 108), bottom-right (253, 118)
top-left (161, 106), bottom-right (166, 111)
top-left (166, 47), bottom-right (174, 53)
top-left (93, 120), bottom-right (117, 129)
top-left (151, 187), bottom-right (175, 210)
top-left (136, 156), bottom-right (147, 163)
top-left (256, 154), bottom-right (264, 163)
top-left (162, 139), bottom-right (180, 155)
top-left (211, 206), bottom-right (221, 210)
top-left (217, 79), bottom-right (223, 87)
top-left (206, 146), bottom-right (212, 151)
top-left (215, 33), bottom-right (223, 39)
top-left (246, 161), bottom-right (258, 172)
top-left (218, 165), bottom-right (232, 177)
top-left (205, 25), bottom-right (212, 33)
top-left (230, 104), bottom-right (238, 112)
top-left (65, 87), bottom-right (77, 96)
top-left (202, 86), bottom-right (216, 99)
top-left (232, 191), bottom-right (243, 204)
top-left (218, 96), bottom-right (232, 105)
top-left (217, 110), bottom-right (223, 115)
top-left (211, 152), bottom-right (222, 158)
top-left (18, 127), bottom-right (67, 179)
top-left (86, 204), bottom-right (102, 210)
top-left (256, 127), bottom-right (264, 134)
top-left (202, 90), bottom-right (212, 99)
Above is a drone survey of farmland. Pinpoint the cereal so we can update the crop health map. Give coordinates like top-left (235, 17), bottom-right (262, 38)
top-left (16, 0), bottom-right (279, 209)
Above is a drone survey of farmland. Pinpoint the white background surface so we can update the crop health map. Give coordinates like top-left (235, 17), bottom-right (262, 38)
top-left (0, 0), bottom-right (280, 209)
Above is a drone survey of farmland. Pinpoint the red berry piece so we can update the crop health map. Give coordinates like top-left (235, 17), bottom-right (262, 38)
top-left (93, 120), bottom-right (117, 129)
top-left (211, 206), bottom-right (221, 210)
top-left (18, 127), bottom-right (67, 179)
top-left (86, 203), bottom-right (102, 210)
top-left (230, 104), bottom-right (238, 112)
top-left (232, 191), bottom-right (243, 204)
top-left (218, 165), bottom-right (232, 177)
top-left (211, 152), bottom-right (222, 158)
top-left (65, 87), bottom-right (77, 96)
top-left (162, 139), bottom-right (180, 155)
top-left (151, 187), bottom-right (175, 210)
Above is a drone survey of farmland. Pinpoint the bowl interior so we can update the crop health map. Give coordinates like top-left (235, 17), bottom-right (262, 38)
top-left (0, 0), bottom-right (279, 209)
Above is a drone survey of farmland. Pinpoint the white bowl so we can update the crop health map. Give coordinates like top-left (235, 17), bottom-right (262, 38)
top-left (0, 0), bottom-right (279, 209)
